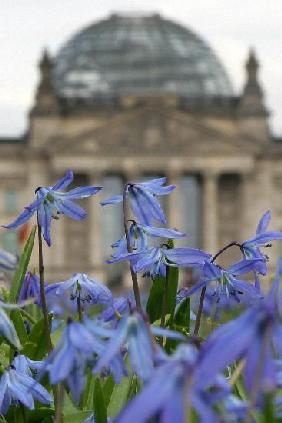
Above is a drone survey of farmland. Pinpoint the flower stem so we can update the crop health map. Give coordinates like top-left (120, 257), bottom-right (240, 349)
top-left (54, 383), bottom-right (64, 423)
top-left (160, 266), bottom-right (169, 328)
top-left (37, 214), bottom-right (53, 353)
top-left (37, 215), bottom-right (60, 419)
top-left (21, 403), bottom-right (28, 423)
top-left (122, 185), bottom-right (142, 312)
top-left (193, 241), bottom-right (243, 337)
top-left (193, 286), bottom-right (206, 336)
top-left (77, 293), bottom-right (82, 322)
top-left (211, 241), bottom-right (242, 263)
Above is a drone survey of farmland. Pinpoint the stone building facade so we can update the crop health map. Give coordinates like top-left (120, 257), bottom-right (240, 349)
top-left (0, 14), bottom-right (282, 285)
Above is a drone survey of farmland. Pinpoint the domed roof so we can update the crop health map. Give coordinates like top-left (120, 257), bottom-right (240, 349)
top-left (53, 13), bottom-right (233, 99)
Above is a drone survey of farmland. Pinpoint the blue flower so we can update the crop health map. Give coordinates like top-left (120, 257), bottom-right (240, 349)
top-left (111, 223), bottom-right (148, 259)
top-left (199, 260), bottom-right (282, 402)
top-left (45, 273), bottom-right (113, 316)
top-left (0, 354), bottom-right (52, 415)
top-left (19, 271), bottom-right (41, 304)
top-left (0, 303), bottom-right (21, 349)
top-left (242, 210), bottom-right (282, 275)
top-left (109, 246), bottom-right (211, 278)
top-left (94, 313), bottom-right (184, 381)
top-left (186, 259), bottom-right (262, 306)
top-left (0, 249), bottom-right (18, 273)
top-left (110, 221), bottom-right (185, 262)
top-left (3, 170), bottom-right (102, 246)
top-left (99, 296), bottom-right (134, 322)
top-left (114, 344), bottom-right (231, 423)
top-left (101, 177), bottom-right (175, 225)
top-left (42, 320), bottom-right (104, 403)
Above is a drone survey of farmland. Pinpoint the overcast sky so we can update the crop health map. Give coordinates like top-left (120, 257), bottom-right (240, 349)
top-left (1, 0), bottom-right (281, 136)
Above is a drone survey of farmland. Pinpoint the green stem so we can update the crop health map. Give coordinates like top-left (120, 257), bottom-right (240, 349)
top-left (37, 214), bottom-right (59, 415)
top-left (193, 241), bottom-right (243, 337)
top-left (77, 293), bottom-right (82, 322)
top-left (54, 383), bottom-right (64, 423)
top-left (193, 286), bottom-right (206, 336)
top-left (160, 266), bottom-right (169, 328)
top-left (21, 403), bottom-right (28, 423)
top-left (122, 184), bottom-right (142, 312)
top-left (37, 214), bottom-right (52, 353)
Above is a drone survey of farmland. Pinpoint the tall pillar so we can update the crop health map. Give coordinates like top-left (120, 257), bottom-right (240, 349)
top-left (89, 171), bottom-right (104, 280)
top-left (240, 171), bottom-right (255, 242)
top-left (50, 174), bottom-right (65, 279)
top-left (167, 168), bottom-right (182, 231)
top-left (202, 171), bottom-right (218, 254)
top-left (26, 158), bottom-right (51, 272)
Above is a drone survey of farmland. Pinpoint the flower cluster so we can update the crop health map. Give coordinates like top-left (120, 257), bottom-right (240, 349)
top-left (0, 170), bottom-right (281, 422)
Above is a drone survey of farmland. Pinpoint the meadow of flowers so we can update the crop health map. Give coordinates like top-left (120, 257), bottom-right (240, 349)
top-left (0, 170), bottom-right (282, 422)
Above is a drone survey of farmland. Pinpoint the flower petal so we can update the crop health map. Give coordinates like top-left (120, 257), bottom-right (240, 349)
top-left (100, 195), bottom-right (123, 206)
top-left (56, 186), bottom-right (102, 199)
top-left (56, 199), bottom-right (87, 220)
top-left (256, 210), bottom-right (271, 234)
top-left (52, 170), bottom-right (73, 190)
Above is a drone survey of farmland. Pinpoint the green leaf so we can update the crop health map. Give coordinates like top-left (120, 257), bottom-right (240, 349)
top-left (174, 297), bottom-right (190, 332)
top-left (26, 407), bottom-right (55, 422)
top-left (10, 309), bottom-right (28, 344)
top-left (80, 371), bottom-right (95, 410)
top-left (103, 376), bottom-right (115, 409)
top-left (107, 376), bottom-right (133, 418)
top-left (262, 394), bottom-right (276, 423)
top-left (127, 375), bottom-right (141, 400)
top-left (0, 343), bottom-right (10, 368)
top-left (93, 377), bottom-right (107, 423)
top-left (146, 267), bottom-right (179, 323)
top-left (23, 316), bottom-right (51, 359)
top-left (63, 411), bottom-right (92, 423)
top-left (9, 226), bottom-right (37, 303)
top-left (63, 393), bottom-right (79, 416)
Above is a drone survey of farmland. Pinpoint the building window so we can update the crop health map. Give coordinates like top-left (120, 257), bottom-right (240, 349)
top-left (180, 175), bottom-right (202, 248)
top-left (4, 188), bottom-right (18, 214)
top-left (1, 231), bottom-right (19, 255)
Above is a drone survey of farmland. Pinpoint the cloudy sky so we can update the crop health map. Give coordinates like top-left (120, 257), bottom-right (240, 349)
top-left (1, 0), bottom-right (281, 136)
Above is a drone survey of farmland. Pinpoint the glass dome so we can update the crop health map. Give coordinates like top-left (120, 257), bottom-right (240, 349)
top-left (53, 13), bottom-right (233, 99)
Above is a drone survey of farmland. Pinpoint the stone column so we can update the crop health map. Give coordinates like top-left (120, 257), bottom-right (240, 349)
top-left (240, 171), bottom-right (255, 242)
top-left (50, 174), bottom-right (65, 278)
top-left (89, 171), bottom-right (104, 280)
top-left (167, 167), bottom-right (182, 231)
top-left (202, 171), bottom-right (218, 254)
top-left (26, 157), bottom-right (51, 271)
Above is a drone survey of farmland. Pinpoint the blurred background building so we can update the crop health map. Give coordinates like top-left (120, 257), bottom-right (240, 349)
top-left (0, 13), bottom-right (281, 285)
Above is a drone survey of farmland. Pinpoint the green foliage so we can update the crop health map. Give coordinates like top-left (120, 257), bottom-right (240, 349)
top-left (21, 315), bottom-right (52, 360)
top-left (146, 267), bottom-right (179, 323)
top-left (9, 309), bottom-right (28, 345)
top-left (9, 226), bottom-right (36, 303)
top-left (107, 376), bottom-right (134, 418)
top-left (173, 296), bottom-right (190, 332)
top-left (93, 378), bottom-right (107, 423)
